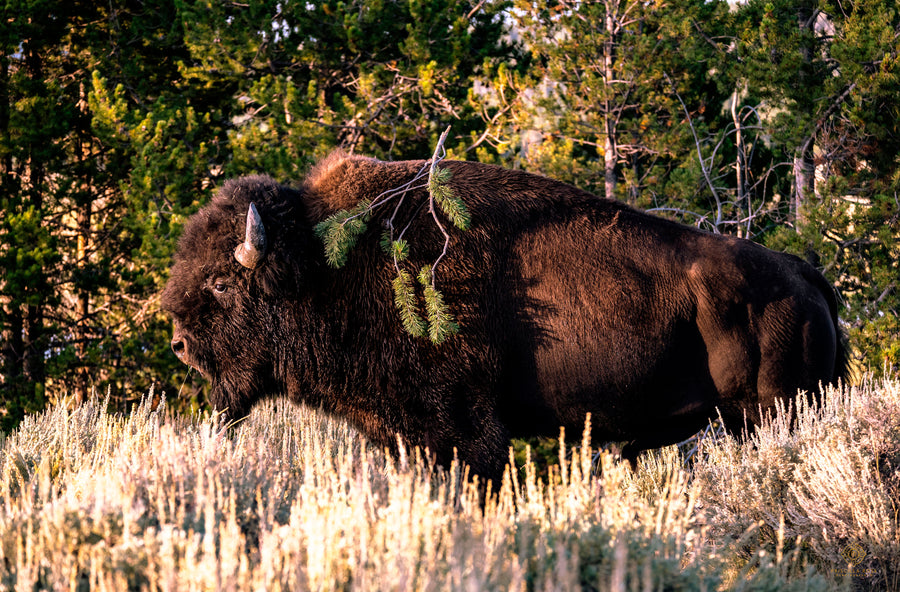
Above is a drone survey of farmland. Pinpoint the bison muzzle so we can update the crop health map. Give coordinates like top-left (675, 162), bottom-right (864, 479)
top-left (161, 152), bottom-right (846, 483)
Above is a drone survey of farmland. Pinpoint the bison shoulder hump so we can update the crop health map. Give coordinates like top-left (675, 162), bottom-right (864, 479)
top-left (302, 150), bottom-right (420, 221)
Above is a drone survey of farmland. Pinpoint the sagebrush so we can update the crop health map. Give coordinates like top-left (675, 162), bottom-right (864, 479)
top-left (2, 378), bottom-right (897, 590)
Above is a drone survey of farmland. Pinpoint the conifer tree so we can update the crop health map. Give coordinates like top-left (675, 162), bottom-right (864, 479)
top-left (742, 0), bottom-right (900, 372)
top-left (76, 1), bottom-right (222, 411)
top-left (474, 0), bottom-right (730, 208)
top-left (1, 0), bottom-right (87, 427)
top-left (175, 0), bottom-right (515, 178)
top-left (0, 0), bottom-right (217, 428)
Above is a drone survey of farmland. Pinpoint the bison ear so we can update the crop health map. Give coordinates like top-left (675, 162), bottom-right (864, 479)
top-left (234, 202), bottom-right (268, 269)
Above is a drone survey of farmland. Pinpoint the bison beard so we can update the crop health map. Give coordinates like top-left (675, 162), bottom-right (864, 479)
top-left (161, 152), bottom-right (846, 485)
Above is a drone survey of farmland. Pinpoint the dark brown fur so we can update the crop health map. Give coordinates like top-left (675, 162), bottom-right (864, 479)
top-left (161, 153), bottom-right (846, 483)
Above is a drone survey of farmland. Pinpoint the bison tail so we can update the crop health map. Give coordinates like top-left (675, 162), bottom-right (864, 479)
top-left (803, 262), bottom-right (850, 387)
top-left (820, 275), bottom-right (850, 386)
top-left (832, 326), bottom-right (850, 385)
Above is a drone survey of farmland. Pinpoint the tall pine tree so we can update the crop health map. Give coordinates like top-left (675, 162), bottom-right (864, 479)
top-left (0, 0), bottom-right (220, 428)
top-left (742, 0), bottom-right (900, 372)
top-left (175, 0), bottom-right (516, 178)
top-left (475, 0), bottom-right (731, 211)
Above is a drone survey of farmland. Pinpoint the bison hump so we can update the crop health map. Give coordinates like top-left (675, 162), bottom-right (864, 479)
top-left (303, 151), bottom-right (426, 222)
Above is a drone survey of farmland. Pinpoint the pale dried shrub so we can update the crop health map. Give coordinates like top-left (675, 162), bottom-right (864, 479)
top-left (0, 385), bottom-right (854, 591)
top-left (693, 378), bottom-right (900, 590)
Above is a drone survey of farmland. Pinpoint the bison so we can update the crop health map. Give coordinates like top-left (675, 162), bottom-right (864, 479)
top-left (161, 152), bottom-right (846, 483)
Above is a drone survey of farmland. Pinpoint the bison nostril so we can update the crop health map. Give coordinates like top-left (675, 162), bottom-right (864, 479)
top-left (171, 339), bottom-right (186, 358)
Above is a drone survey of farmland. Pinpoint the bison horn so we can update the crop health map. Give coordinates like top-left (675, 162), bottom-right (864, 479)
top-left (234, 203), bottom-right (267, 269)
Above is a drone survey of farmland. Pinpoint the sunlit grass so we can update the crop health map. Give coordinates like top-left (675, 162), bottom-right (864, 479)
top-left (2, 378), bottom-right (897, 590)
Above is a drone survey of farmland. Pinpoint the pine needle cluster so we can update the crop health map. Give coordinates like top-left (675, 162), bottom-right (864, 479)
top-left (429, 167), bottom-right (470, 231)
top-left (423, 282), bottom-right (459, 344)
top-left (315, 128), bottom-right (468, 344)
top-left (392, 270), bottom-right (427, 338)
top-left (387, 264), bottom-right (459, 344)
top-left (313, 200), bottom-right (373, 268)
top-left (389, 164), bottom-right (466, 344)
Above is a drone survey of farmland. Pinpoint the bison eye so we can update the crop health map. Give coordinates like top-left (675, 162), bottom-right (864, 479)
top-left (213, 282), bottom-right (228, 294)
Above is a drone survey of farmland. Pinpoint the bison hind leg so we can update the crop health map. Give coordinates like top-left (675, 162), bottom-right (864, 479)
top-left (618, 416), bottom-right (718, 470)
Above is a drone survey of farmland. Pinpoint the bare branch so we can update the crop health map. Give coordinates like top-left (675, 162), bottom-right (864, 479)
top-left (426, 126), bottom-right (453, 286)
top-left (465, 0), bottom-right (487, 20)
top-left (664, 72), bottom-right (723, 231)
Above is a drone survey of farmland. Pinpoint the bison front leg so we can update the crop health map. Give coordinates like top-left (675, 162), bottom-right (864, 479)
top-left (423, 398), bottom-right (511, 492)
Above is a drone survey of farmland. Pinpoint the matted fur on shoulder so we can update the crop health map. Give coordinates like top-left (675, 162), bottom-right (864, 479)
top-left (301, 150), bottom-right (425, 221)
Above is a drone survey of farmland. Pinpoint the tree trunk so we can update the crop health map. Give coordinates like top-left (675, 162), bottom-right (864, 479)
top-left (74, 82), bottom-right (93, 404)
top-left (793, 139), bottom-right (815, 227)
top-left (731, 90), bottom-right (748, 238)
top-left (21, 44), bottom-right (47, 407)
top-left (603, 0), bottom-right (619, 200)
top-left (24, 304), bottom-right (44, 389)
top-left (76, 201), bottom-right (91, 403)
top-left (2, 305), bottom-right (24, 396)
top-left (604, 132), bottom-right (616, 200)
top-left (628, 153), bottom-right (641, 206)
top-left (0, 49), bottom-right (13, 396)
top-left (792, 3), bottom-right (818, 229)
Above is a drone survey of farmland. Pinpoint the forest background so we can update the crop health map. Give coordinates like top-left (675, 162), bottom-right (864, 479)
top-left (1, 0), bottom-right (898, 431)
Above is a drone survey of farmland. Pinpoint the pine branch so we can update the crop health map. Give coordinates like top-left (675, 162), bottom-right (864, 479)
top-left (425, 126), bottom-right (454, 287)
top-left (420, 267), bottom-right (458, 344)
top-left (430, 167), bottom-right (470, 231)
top-left (314, 125), bottom-right (465, 343)
top-left (391, 239), bottom-right (410, 262)
top-left (313, 200), bottom-right (372, 268)
top-left (392, 270), bottom-right (427, 338)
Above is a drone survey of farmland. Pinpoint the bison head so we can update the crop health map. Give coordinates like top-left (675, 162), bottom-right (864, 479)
top-left (161, 175), bottom-right (318, 419)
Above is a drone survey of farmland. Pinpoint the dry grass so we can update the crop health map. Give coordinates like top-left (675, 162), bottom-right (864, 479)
top-left (2, 378), bottom-right (896, 591)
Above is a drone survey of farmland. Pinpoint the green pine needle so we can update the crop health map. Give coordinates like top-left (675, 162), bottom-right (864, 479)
top-left (313, 208), bottom-right (371, 268)
top-left (428, 167), bottom-right (471, 231)
top-left (423, 284), bottom-right (459, 344)
top-left (391, 239), bottom-right (410, 262)
top-left (392, 270), bottom-right (427, 338)
top-left (314, 218), bottom-right (349, 268)
top-left (417, 264), bottom-right (433, 287)
top-left (380, 230), bottom-right (392, 254)
top-left (437, 194), bottom-right (470, 231)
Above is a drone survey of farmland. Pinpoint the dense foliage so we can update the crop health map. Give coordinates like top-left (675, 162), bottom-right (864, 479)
top-left (1, 0), bottom-right (898, 428)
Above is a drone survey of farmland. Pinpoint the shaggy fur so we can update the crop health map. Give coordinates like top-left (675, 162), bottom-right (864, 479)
top-left (161, 154), bottom-right (846, 483)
